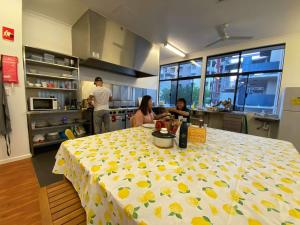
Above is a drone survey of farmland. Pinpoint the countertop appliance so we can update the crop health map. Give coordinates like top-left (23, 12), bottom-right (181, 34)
top-left (278, 87), bottom-right (300, 151)
top-left (29, 97), bottom-right (58, 111)
top-left (110, 110), bottom-right (126, 131)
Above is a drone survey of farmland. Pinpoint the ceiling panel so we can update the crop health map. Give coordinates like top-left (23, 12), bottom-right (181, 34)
top-left (23, 0), bottom-right (300, 59)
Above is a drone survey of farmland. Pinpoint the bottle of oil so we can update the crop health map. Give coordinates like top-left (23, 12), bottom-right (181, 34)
top-left (179, 118), bottom-right (188, 148)
top-left (199, 119), bottom-right (206, 143)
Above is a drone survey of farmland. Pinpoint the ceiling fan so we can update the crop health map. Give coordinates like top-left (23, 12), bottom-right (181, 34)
top-left (205, 23), bottom-right (253, 47)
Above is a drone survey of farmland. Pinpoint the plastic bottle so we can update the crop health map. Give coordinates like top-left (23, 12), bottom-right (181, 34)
top-left (179, 118), bottom-right (188, 148)
top-left (199, 119), bottom-right (207, 143)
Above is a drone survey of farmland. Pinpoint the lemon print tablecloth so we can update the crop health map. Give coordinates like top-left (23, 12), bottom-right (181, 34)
top-left (53, 127), bottom-right (300, 225)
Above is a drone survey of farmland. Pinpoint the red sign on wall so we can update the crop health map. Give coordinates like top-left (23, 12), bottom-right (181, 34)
top-left (1, 55), bottom-right (19, 84)
top-left (2, 26), bottom-right (14, 41)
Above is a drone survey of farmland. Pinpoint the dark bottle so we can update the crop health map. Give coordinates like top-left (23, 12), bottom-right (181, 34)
top-left (179, 118), bottom-right (188, 148)
top-left (199, 119), bottom-right (204, 128)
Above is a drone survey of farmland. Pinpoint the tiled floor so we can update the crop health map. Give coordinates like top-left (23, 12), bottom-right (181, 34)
top-left (32, 147), bottom-right (63, 187)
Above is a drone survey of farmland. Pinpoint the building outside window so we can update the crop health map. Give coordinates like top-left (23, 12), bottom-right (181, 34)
top-left (159, 59), bottom-right (202, 107)
top-left (204, 44), bottom-right (285, 114)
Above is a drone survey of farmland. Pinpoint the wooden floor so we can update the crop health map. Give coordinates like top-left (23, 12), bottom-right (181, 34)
top-left (0, 159), bottom-right (42, 225)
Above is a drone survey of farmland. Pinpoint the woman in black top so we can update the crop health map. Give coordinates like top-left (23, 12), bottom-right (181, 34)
top-left (168, 98), bottom-right (190, 121)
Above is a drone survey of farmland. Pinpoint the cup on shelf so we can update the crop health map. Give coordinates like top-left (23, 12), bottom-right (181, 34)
top-left (70, 59), bottom-right (75, 67)
top-left (41, 82), bottom-right (47, 88)
top-left (27, 81), bottom-right (34, 87)
top-left (47, 83), bottom-right (54, 88)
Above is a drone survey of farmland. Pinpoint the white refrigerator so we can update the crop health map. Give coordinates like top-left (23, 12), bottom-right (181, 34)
top-left (278, 87), bottom-right (300, 151)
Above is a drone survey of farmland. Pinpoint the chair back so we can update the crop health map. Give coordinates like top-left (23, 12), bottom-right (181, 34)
top-left (65, 129), bottom-right (76, 140)
top-left (130, 115), bottom-right (136, 127)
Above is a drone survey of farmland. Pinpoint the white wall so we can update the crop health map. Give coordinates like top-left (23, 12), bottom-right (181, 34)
top-left (80, 67), bottom-right (159, 89)
top-left (23, 11), bottom-right (159, 90)
top-left (23, 10), bottom-right (72, 55)
top-left (0, 0), bottom-right (30, 164)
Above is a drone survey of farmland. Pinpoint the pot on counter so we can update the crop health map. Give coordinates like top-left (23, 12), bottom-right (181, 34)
top-left (152, 128), bottom-right (175, 148)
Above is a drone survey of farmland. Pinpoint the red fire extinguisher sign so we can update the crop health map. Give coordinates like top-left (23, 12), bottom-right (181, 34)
top-left (2, 26), bottom-right (14, 41)
top-left (1, 55), bottom-right (19, 84)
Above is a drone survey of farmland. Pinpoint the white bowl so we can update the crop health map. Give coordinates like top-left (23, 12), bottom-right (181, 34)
top-left (142, 123), bottom-right (155, 129)
top-left (152, 128), bottom-right (175, 148)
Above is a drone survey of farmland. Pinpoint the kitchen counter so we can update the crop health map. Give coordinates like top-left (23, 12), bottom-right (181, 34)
top-left (109, 107), bottom-right (138, 111)
top-left (27, 110), bottom-right (82, 114)
top-left (190, 108), bottom-right (280, 121)
top-left (253, 113), bottom-right (280, 121)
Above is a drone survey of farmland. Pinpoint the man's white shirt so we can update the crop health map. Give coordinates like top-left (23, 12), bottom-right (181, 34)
top-left (91, 86), bottom-right (112, 111)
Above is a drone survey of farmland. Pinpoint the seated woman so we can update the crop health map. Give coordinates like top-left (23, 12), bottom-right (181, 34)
top-left (168, 98), bottom-right (190, 121)
top-left (134, 95), bottom-right (168, 127)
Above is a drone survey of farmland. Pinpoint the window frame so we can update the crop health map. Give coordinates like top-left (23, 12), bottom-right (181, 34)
top-left (203, 43), bottom-right (285, 114)
top-left (159, 58), bottom-right (202, 106)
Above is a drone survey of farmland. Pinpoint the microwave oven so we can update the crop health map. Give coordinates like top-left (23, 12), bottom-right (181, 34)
top-left (29, 97), bottom-right (58, 111)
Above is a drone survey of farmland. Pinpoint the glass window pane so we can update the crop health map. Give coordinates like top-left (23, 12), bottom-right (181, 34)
top-left (243, 72), bottom-right (281, 114)
top-left (179, 59), bottom-right (202, 77)
top-left (192, 78), bottom-right (201, 106)
top-left (206, 53), bottom-right (240, 75)
top-left (240, 45), bottom-right (285, 73)
top-left (159, 80), bottom-right (177, 106)
top-left (160, 64), bottom-right (178, 80)
top-left (177, 80), bottom-right (193, 106)
top-left (234, 75), bottom-right (248, 111)
top-left (204, 76), bottom-right (237, 107)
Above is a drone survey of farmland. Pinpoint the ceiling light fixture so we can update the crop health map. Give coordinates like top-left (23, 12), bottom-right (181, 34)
top-left (164, 43), bottom-right (186, 57)
top-left (191, 60), bottom-right (201, 67)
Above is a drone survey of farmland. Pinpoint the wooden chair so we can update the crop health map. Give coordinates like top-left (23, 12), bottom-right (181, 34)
top-left (39, 179), bottom-right (86, 225)
top-left (130, 115), bottom-right (137, 127)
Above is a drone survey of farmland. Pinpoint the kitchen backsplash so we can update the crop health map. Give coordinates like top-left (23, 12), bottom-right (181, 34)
top-left (81, 81), bottom-right (157, 107)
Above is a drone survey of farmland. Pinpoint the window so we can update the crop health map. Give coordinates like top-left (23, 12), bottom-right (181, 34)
top-left (179, 59), bottom-right (202, 77)
top-left (159, 59), bottom-right (202, 107)
top-left (236, 73), bottom-right (281, 113)
top-left (204, 76), bottom-right (237, 107)
top-left (206, 53), bottom-right (239, 75)
top-left (159, 80), bottom-right (177, 106)
top-left (240, 46), bottom-right (285, 73)
top-left (160, 64), bottom-right (178, 80)
top-left (204, 44), bottom-right (285, 114)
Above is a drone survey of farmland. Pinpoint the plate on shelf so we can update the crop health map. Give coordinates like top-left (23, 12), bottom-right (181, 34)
top-left (62, 74), bottom-right (74, 78)
top-left (48, 120), bottom-right (63, 126)
top-left (34, 83), bottom-right (42, 87)
top-left (142, 123), bottom-right (155, 129)
top-left (35, 121), bottom-right (48, 128)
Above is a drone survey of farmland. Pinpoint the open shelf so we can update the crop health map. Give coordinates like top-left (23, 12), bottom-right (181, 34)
top-left (26, 58), bottom-right (78, 70)
top-left (32, 122), bottom-right (86, 131)
top-left (26, 72), bottom-right (77, 80)
top-left (33, 134), bottom-right (88, 148)
top-left (33, 139), bottom-right (66, 148)
top-left (27, 110), bottom-right (81, 115)
top-left (26, 86), bottom-right (77, 91)
top-left (24, 46), bottom-right (82, 155)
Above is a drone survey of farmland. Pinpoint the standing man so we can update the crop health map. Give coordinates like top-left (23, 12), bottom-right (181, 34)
top-left (89, 77), bottom-right (112, 134)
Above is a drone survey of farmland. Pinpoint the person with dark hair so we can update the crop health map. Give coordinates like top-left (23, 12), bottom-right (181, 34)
top-left (168, 98), bottom-right (190, 121)
top-left (134, 95), bottom-right (169, 127)
top-left (88, 77), bottom-right (112, 134)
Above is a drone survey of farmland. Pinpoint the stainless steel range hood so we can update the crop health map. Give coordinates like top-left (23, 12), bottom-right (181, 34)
top-left (72, 10), bottom-right (159, 78)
